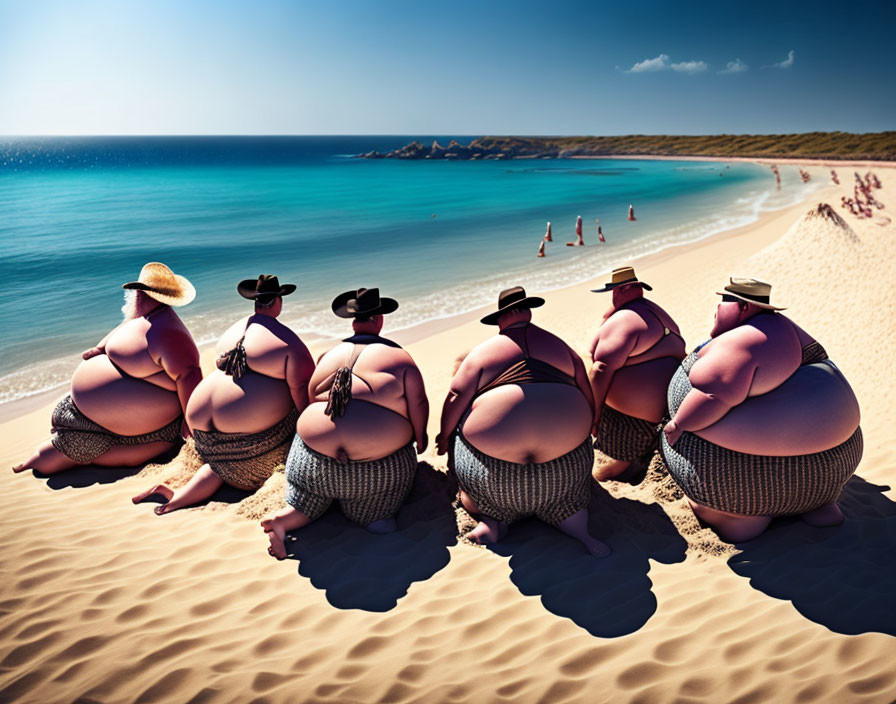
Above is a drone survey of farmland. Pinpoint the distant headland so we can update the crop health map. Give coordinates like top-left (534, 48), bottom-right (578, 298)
top-left (359, 132), bottom-right (896, 161)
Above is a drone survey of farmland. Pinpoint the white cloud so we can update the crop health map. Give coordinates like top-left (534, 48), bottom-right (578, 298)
top-left (768, 50), bottom-right (795, 69)
top-left (670, 60), bottom-right (708, 74)
top-left (718, 58), bottom-right (748, 74)
top-left (628, 54), bottom-right (670, 72)
top-left (627, 54), bottom-right (708, 74)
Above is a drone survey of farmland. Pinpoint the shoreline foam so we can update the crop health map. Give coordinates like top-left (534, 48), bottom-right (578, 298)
top-left (1, 162), bottom-right (894, 703)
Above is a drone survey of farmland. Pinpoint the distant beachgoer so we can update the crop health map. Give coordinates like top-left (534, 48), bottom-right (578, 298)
top-left (831, 169), bottom-right (840, 185)
top-left (565, 216), bottom-right (585, 246)
top-left (133, 275), bottom-right (315, 514)
top-left (537, 240), bottom-right (546, 258)
top-left (436, 287), bottom-right (608, 556)
top-left (545, 221), bottom-right (553, 242)
top-left (597, 222), bottom-right (605, 243)
top-left (661, 278), bottom-right (862, 542)
top-left (588, 267), bottom-right (685, 484)
top-left (14, 263), bottom-right (202, 474)
top-left (628, 204), bottom-right (636, 221)
top-left (262, 288), bottom-right (429, 559)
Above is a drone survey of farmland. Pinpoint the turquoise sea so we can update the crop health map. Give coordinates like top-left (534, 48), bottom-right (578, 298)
top-left (0, 137), bottom-right (824, 404)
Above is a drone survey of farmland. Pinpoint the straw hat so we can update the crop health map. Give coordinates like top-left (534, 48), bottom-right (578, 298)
top-left (331, 287), bottom-right (399, 319)
top-left (716, 277), bottom-right (787, 311)
top-left (480, 286), bottom-right (544, 325)
top-left (237, 274), bottom-right (296, 301)
top-left (122, 262), bottom-right (196, 306)
top-left (591, 266), bottom-right (653, 293)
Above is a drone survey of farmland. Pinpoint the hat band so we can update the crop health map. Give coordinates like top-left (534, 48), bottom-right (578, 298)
top-left (724, 291), bottom-right (770, 304)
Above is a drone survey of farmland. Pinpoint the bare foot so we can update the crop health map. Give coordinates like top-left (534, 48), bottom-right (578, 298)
top-left (558, 509), bottom-right (611, 558)
top-left (12, 464), bottom-right (27, 473)
top-left (801, 502), bottom-right (844, 527)
top-left (593, 458), bottom-right (631, 482)
top-left (132, 484), bottom-right (174, 505)
top-left (366, 517), bottom-right (397, 534)
top-left (262, 518), bottom-right (289, 560)
top-left (464, 517), bottom-right (507, 545)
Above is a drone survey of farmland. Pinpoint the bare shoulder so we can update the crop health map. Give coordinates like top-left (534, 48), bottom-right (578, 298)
top-left (218, 316), bottom-right (250, 350)
top-left (704, 325), bottom-right (764, 358)
top-left (782, 315), bottom-right (816, 346)
top-left (269, 318), bottom-right (309, 353)
top-left (607, 308), bottom-right (650, 333)
top-left (152, 311), bottom-right (196, 347)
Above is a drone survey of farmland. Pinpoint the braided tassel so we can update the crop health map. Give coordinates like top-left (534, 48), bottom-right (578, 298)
top-left (324, 366), bottom-right (353, 417)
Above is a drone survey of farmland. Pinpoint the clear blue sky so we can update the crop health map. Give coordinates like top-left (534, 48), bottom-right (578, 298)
top-left (1, 0), bottom-right (893, 135)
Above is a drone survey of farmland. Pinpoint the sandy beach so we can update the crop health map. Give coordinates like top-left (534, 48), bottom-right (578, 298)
top-left (1, 162), bottom-right (894, 703)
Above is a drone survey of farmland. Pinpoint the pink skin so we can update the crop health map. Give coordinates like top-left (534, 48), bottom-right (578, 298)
top-left (664, 299), bottom-right (859, 540)
top-left (437, 308), bottom-right (607, 556)
top-left (262, 315), bottom-right (428, 556)
top-left (133, 297), bottom-right (315, 514)
top-left (588, 284), bottom-right (684, 480)
top-left (14, 292), bottom-right (201, 474)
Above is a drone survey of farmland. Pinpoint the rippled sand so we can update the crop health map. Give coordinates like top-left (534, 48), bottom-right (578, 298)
top-left (2, 163), bottom-right (894, 703)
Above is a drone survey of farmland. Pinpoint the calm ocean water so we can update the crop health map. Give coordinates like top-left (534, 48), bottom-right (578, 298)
top-left (0, 136), bottom-right (823, 403)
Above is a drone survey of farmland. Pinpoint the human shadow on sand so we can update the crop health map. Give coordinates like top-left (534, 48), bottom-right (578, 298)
top-left (728, 475), bottom-right (896, 636)
top-left (281, 462), bottom-right (458, 612)
top-left (39, 445), bottom-right (183, 490)
top-left (487, 482), bottom-right (688, 638)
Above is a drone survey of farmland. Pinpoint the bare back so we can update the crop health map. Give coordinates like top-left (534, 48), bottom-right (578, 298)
top-left (187, 315), bottom-right (314, 434)
top-left (590, 299), bottom-right (685, 421)
top-left (459, 324), bottom-right (593, 463)
top-left (297, 336), bottom-right (424, 461)
top-left (686, 314), bottom-right (860, 454)
top-left (71, 308), bottom-right (198, 434)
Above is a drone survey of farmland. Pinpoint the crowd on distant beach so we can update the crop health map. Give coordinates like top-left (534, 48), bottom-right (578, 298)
top-left (841, 171), bottom-right (884, 219)
top-left (13, 259), bottom-right (864, 558)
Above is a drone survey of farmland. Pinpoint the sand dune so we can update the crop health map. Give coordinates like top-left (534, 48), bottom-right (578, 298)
top-left (1, 164), bottom-right (894, 703)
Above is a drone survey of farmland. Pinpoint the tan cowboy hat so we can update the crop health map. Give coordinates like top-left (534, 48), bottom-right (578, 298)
top-left (716, 277), bottom-right (787, 311)
top-left (122, 262), bottom-right (196, 306)
top-left (591, 266), bottom-right (653, 293)
top-left (480, 286), bottom-right (544, 325)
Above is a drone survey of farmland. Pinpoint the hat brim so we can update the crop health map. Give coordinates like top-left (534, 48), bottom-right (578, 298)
top-left (237, 280), bottom-right (296, 300)
top-left (331, 290), bottom-right (399, 319)
top-left (122, 275), bottom-right (196, 307)
top-left (716, 290), bottom-right (786, 311)
top-left (480, 296), bottom-right (545, 325)
top-left (590, 280), bottom-right (652, 293)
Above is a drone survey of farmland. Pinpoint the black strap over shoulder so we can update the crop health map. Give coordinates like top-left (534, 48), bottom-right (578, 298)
top-left (216, 319), bottom-right (252, 379)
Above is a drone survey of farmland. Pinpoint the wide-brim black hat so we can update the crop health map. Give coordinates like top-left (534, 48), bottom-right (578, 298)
top-left (331, 287), bottom-right (399, 318)
top-left (480, 286), bottom-right (545, 325)
top-left (590, 266), bottom-right (653, 293)
top-left (238, 274), bottom-right (296, 300)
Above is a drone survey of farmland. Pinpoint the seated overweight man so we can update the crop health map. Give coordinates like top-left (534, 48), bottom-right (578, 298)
top-left (588, 267), bottom-right (685, 484)
top-left (661, 278), bottom-right (862, 542)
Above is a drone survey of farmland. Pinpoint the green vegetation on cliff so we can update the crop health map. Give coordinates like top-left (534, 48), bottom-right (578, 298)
top-left (364, 132), bottom-right (896, 161)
